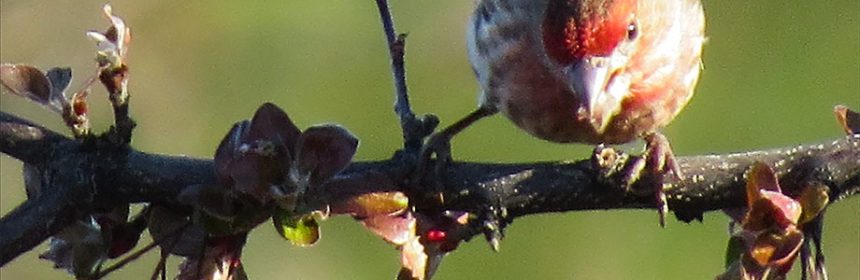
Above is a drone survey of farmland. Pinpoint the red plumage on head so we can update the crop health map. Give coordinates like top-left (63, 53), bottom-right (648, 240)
top-left (543, 0), bottom-right (636, 64)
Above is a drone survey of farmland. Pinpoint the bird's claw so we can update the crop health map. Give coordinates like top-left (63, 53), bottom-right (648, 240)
top-left (625, 132), bottom-right (682, 228)
top-left (417, 132), bottom-right (454, 196)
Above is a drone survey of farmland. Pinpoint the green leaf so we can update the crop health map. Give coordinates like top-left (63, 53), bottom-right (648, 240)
top-left (725, 235), bottom-right (746, 269)
top-left (272, 209), bottom-right (319, 246)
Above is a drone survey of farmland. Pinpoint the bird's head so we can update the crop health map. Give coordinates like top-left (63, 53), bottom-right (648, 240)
top-left (542, 0), bottom-right (642, 133)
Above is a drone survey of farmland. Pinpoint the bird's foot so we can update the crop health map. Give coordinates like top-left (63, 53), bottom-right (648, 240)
top-left (413, 107), bottom-right (496, 202)
top-left (625, 132), bottom-right (683, 227)
top-left (417, 131), bottom-right (454, 198)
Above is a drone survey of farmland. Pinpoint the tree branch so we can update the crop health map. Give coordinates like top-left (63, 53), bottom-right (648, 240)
top-left (1, 110), bottom-right (858, 267)
top-left (374, 0), bottom-right (438, 153)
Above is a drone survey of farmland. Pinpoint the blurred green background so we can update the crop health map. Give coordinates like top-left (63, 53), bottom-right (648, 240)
top-left (1, 1), bottom-right (857, 279)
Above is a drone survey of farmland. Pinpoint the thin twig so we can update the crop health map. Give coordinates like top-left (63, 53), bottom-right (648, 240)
top-left (93, 240), bottom-right (160, 279)
top-left (149, 249), bottom-right (168, 280)
top-left (375, 0), bottom-right (434, 152)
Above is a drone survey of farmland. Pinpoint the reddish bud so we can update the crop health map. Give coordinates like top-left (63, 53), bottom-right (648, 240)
top-left (425, 229), bottom-right (447, 243)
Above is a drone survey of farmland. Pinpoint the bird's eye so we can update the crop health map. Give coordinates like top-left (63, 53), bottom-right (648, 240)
top-left (626, 22), bottom-right (639, 41)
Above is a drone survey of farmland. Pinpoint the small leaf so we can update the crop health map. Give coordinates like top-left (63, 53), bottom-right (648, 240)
top-left (178, 184), bottom-right (237, 220)
top-left (295, 124), bottom-right (359, 185)
top-left (834, 105), bottom-right (860, 135)
top-left (106, 221), bottom-right (145, 259)
top-left (398, 236), bottom-right (428, 280)
top-left (214, 121), bottom-right (251, 185)
top-left (176, 234), bottom-right (248, 280)
top-left (760, 190), bottom-right (801, 227)
top-left (88, 4), bottom-right (131, 68)
top-left (397, 234), bottom-right (446, 280)
top-left (272, 209), bottom-right (319, 246)
top-left (0, 64), bottom-right (63, 112)
top-left (742, 162), bottom-right (801, 231)
top-left (749, 229), bottom-right (804, 274)
top-left (46, 67), bottom-right (72, 98)
top-left (46, 67), bottom-right (73, 113)
top-left (148, 206), bottom-right (204, 257)
top-left (215, 118), bottom-right (291, 203)
top-left (725, 235), bottom-right (748, 269)
top-left (333, 191), bottom-right (408, 218)
top-left (742, 193), bottom-right (801, 232)
top-left (797, 184), bottom-right (829, 225)
top-left (362, 212), bottom-right (415, 245)
top-left (40, 217), bottom-right (108, 278)
top-left (249, 103), bottom-right (301, 156)
top-left (745, 163), bottom-right (781, 208)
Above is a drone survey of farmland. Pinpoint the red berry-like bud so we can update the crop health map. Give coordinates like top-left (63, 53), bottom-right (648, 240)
top-left (425, 229), bottom-right (447, 242)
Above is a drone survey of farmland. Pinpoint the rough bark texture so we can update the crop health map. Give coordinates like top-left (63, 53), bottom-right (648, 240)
top-left (2, 111), bottom-right (858, 266)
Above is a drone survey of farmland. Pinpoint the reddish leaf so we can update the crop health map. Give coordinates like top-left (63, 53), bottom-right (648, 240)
top-left (332, 191), bottom-right (408, 218)
top-left (148, 206), bottom-right (204, 257)
top-left (742, 162), bottom-right (800, 231)
top-left (213, 103), bottom-right (304, 202)
top-left (230, 149), bottom-right (287, 203)
top-left (295, 124), bottom-right (359, 185)
top-left (249, 103), bottom-right (301, 157)
top-left (214, 121), bottom-right (251, 185)
top-left (834, 105), bottom-right (860, 135)
top-left (753, 229), bottom-right (803, 270)
top-left (745, 163), bottom-right (781, 208)
top-left (759, 190), bottom-right (801, 227)
top-left (361, 212), bottom-right (415, 245)
top-left (178, 184), bottom-right (237, 220)
top-left (105, 207), bottom-right (148, 259)
top-left (0, 64), bottom-right (66, 113)
top-left (397, 234), bottom-right (446, 280)
top-left (398, 236), bottom-right (427, 280)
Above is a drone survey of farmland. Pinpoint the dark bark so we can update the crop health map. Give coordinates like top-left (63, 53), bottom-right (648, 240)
top-left (1, 110), bottom-right (858, 266)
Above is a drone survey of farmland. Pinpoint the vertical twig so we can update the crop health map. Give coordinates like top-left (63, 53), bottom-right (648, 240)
top-left (375, 0), bottom-right (437, 153)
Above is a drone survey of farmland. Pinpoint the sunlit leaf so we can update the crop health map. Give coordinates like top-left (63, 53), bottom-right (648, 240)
top-left (177, 234), bottom-right (248, 280)
top-left (834, 105), bottom-right (860, 135)
top-left (362, 212), bottom-right (415, 245)
top-left (333, 191), bottom-right (408, 218)
top-left (742, 162), bottom-right (801, 231)
top-left (745, 162), bottom-right (780, 208)
top-left (397, 236), bottom-right (427, 280)
top-left (87, 4), bottom-right (131, 68)
top-left (272, 209), bottom-right (319, 246)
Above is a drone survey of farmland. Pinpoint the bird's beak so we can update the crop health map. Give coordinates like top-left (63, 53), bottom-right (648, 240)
top-left (569, 56), bottom-right (623, 133)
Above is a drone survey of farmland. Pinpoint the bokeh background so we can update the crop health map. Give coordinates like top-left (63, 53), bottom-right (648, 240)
top-left (1, 1), bottom-right (857, 279)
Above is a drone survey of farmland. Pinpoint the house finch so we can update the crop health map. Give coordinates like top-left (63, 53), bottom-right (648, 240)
top-left (423, 0), bottom-right (705, 226)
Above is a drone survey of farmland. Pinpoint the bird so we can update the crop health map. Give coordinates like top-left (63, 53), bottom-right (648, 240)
top-left (421, 0), bottom-right (706, 226)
